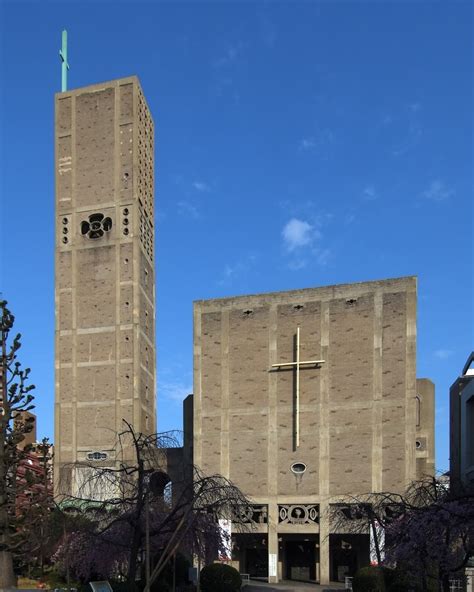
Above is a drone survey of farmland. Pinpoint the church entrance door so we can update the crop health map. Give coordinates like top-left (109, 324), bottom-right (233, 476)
top-left (245, 547), bottom-right (268, 578)
top-left (329, 533), bottom-right (370, 582)
top-left (285, 540), bottom-right (317, 581)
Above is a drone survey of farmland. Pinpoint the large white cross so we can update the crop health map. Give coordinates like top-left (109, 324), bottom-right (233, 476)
top-left (271, 326), bottom-right (325, 448)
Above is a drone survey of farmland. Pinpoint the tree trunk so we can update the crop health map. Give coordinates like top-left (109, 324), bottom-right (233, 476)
top-left (441, 573), bottom-right (450, 592)
top-left (0, 549), bottom-right (16, 589)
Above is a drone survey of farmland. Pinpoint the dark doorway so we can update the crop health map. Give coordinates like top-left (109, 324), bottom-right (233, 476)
top-left (245, 548), bottom-right (268, 578)
top-left (285, 540), bottom-right (316, 581)
top-left (330, 534), bottom-right (370, 582)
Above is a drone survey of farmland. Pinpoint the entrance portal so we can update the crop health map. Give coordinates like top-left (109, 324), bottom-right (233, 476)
top-left (329, 533), bottom-right (370, 582)
top-left (232, 533), bottom-right (268, 579)
top-left (279, 534), bottom-right (319, 582)
top-left (286, 540), bottom-right (317, 581)
top-left (246, 547), bottom-right (268, 578)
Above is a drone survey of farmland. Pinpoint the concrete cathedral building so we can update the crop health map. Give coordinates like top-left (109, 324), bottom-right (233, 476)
top-left (54, 77), bottom-right (156, 495)
top-left (52, 74), bottom-right (436, 585)
top-left (191, 277), bottom-right (435, 584)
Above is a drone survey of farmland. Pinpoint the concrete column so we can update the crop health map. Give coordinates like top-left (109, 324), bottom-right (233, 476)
top-left (220, 310), bottom-right (230, 478)
top-left (319, 301), bottom-right (331, 586)
top-left (319, 501), bottom-right (330, 585)
top-left (466, 568), bottom-right (474, 592)
top-left (372, 292), bottom-right (383, 492)
top-left (268, 503), bottom-right (278, 584)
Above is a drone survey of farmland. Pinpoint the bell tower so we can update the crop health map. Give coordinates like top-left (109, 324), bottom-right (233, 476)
top-left (54, 77), bottom-right (156, 495)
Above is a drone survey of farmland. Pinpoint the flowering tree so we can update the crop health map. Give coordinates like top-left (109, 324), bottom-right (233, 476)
top-left (54, 422), bottom-right (252, 590)
top-left (384, 482), bottom-right (474, 592)
top-left (331, 477), bottom-right (474, 592)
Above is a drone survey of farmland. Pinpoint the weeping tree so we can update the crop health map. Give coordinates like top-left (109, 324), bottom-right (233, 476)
top-left (0, 300), bottom-right (36, 589)
top-left (330, 476), bottom-right (474, 592)
top-left (54, 421), bottom-right (252, 590)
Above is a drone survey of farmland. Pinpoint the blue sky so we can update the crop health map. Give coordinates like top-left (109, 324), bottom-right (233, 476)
top-left (0, 1), bottom-right (472, 472)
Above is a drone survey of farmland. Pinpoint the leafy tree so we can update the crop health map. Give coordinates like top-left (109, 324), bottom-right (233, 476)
top-left (0, 300), bottom-right (36, 588)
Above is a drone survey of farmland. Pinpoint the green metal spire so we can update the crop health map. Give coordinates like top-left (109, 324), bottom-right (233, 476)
top-left (59, 30), bottom-right (70, 92)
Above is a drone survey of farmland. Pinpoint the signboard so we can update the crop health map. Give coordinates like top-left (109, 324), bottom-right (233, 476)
top-left (218, 519), bottom-right (232, 560)
top-left (89, 582), bottom-right (113, 592)
top-left (269, 553), bottom-right (277, 578)
top-left (188, 567), bottom-right (198, 584)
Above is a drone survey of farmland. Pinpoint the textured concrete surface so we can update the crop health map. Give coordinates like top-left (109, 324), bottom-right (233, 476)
top-left (193, 277), bottom-right (435, 585)
top-left (54, 77), bottom-right (156, 496)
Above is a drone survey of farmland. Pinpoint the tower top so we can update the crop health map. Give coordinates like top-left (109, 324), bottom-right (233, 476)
top-left (59, 30), bottom-right (70, 92)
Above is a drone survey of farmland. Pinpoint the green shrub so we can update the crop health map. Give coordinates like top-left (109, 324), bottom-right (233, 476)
top-left (200, 563), bottom-right (241, 592)
top-left (353, 565), bottom-right (420, 592)
top-left (352, 566), bottom-right (386, 592)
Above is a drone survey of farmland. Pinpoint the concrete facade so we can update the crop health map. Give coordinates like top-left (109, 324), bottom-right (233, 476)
top-left (54, 77), bottom-right (156, 495)
top-left (415, 378), bottom-right (435, 478)
top-left (450, 352), bottom-right (474, 492)
top-left (193, 276), bottom-right (434, 584)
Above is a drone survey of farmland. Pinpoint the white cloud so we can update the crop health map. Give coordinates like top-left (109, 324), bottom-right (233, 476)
top-left (177, 201), bottom-right (199, 218)
top-left (159, 381), bottom-right (192, 403)
top-left (288, 259), bottom-right (307, 271)
top-left (213, 42), bottom-right (246, 69)
top-left (362, 185), bottom-right (377, 201)
top-left (300, 137), bottom-right (316, 150)
top-left (434, 349), bottom-right (454, 360)
top-left (299, 130), bottom-right (335, 153)
top-left (192, 181), bottom-right (210, 193)
top-left (422, 180), bottom-right (454, 203)
top-left (282, 218), bottom-right (319, 251)
top-left (260, 15), bottom-right (278, 48)
top-left (218, 254), bottom-right (257, 286)
top-left (391, 105), bottom-right (423, 156)
top-left (314, 248), bottom-right (331, 266)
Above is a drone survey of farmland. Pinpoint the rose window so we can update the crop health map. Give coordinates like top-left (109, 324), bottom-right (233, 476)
top-left (81, 213), bottom-right (113, 239)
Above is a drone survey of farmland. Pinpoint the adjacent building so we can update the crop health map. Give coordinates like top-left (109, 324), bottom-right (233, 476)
top-left (450, 352), bottom-right (474, 492)
top-left (54, 77), bottom-right (156, 496)
top-left (192, 276), bottom-right (435, 585)
top-left (15, 412), bottom-right (53, 513)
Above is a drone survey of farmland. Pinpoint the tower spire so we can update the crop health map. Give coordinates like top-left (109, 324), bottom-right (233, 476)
top-left (59, 30), bottom-right (70, 92)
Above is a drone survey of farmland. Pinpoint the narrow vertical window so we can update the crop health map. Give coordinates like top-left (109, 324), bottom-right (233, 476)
top-left (415, 395), bottom-right (421, 428)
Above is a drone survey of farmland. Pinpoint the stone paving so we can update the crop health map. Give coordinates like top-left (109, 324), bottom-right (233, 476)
top-left (243, 579), bottom-right (346, 591)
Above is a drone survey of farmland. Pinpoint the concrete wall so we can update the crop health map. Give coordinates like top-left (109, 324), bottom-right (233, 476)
top-left (193, 276), bottom-right (425, 584)
top-left (415, 378), bottom-right (435, 478)
top-left (194, 277), bottom-right (419, 499)
top-left (54, 77), bottom-right (156, 495)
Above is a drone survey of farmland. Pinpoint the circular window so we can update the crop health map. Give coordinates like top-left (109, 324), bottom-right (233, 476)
top-left (123, 208), bottom-right (129, 215)
top-left (62, 237), bottom-right (68, 244)
top-left (415, 440), bottom-right (422, 449)
top-left (291, 462), bottom-right (307, 474)
top-left (62, 217), bottom-right (68, 225)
